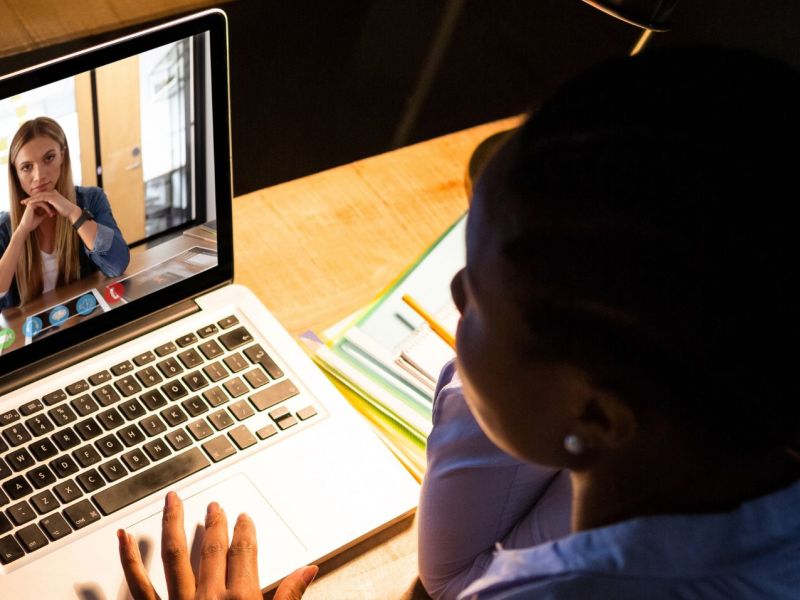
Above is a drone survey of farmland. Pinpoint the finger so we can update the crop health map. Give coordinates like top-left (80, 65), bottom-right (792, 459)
top-left (196, 502), bottom-right (228, 594)
top-left (160, 492), bottom-right (195, 600)
top-left (226, 513), bottom-right (260, 595)
top-left (274, 565), bottom-right (319, 600)
top-left (117, 529), bottom-right (161, 600)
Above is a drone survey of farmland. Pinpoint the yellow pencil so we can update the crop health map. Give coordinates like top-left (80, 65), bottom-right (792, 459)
top-left (401, 294), bottom-right (456, 350)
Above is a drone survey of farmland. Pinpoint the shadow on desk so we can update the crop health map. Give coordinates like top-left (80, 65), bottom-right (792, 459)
top-left (264, 515), bottom-right (431, 600)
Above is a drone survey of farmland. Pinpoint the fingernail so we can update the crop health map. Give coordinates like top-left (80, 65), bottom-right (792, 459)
top-left (116, 528), bottom-right (126, 544)
top-left (206, 502), bottom-right (219, 518)
top-left (165, 491), bottom-right (177, 509)
top-left (301, 565), bottom-right (319, 586)
top-left (237, 512), bottom-right (250, 524)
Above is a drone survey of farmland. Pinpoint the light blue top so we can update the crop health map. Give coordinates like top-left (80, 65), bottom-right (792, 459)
top-left (419, 361), bottom-right (800, 600)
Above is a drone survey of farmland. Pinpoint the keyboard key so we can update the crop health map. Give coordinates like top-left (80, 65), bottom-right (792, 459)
top-left (29, 490), bottom-right (59, 515)
top-left (297, 406), bottom-right (318, 421)
top-left (65, 380), bottom-right (90, 396)
top-left (93, 448), bottom-right (210, 515)
top-left (99, 459), bottom-right (128, 482)
top-left (77, 469), bottom-right (105, 492)
top-left (63, 499), bottom-right (101, 529)
top-left (40, 513), bottom-right (72, 541)
top-left (0, 438), bottom-right (7, 453)
top-left (223, 352), bottom-right (248, 373)
top-left (42, 390), bottom-right (67, 406)
top-left (25, 465), bottom-right (56, 489)
top-left (143, 440), bottom-right (172, 461)
top-left (15, 523), bottom-right (49, 552)
top-left (75, 417), bottom-right (104, 441)
top-left (202, 387), bottom-right (228, 407)
top-left (119, 399), bottom-right (145, 421)
top-left (182, 371), bottom-right (209, 392)
top-left (269, 406), bottom-right (291, 422)
top-left (223, 377), bottom-right (248, 398)
top-left (71, 395), bottom-right (99, 416)
top-left (199, 340), bottom-right (224, 359)
top-left (3, 476), bottom-right (33, 500)
top-left (217, 315), bottom-right (239, 329)
top-left (1, 409), bottom-right (20, 426)
top-left (110, 360), bottom-right (134, 376)
top-left (51, 427), bottom-right (81, 451)
top-left (181, 396), bottom-right (209, 417)
top-left (73, 445), bottom-right (102, 468)
top-left (50, 456), bottom-right (80, 478)
top-left (160, 406), bottom-right (188, 427)
top-left (95, 434), bottom-right (124, 457)
top-left (25, 414), bottom-right (54, 437)
top-left (115, 376), bottom-right (142, 397)
top-left (157, 357), bottom-right (184, 378)
top-left (133, 350), bottom-right (156, 366)
top-left (97, 407), bottom-right (124, 430)
top-left (162, 380), bottom-right (188, 401)
top-left (29, 438), bottom-right (58, 461)
top-left (154, 342), bottom-right (177, 357)
top-left (0, 535), bottom-right (25, 564)
top-left (121, 449), bottom-right (150, 472)
top-left (48, 404), bottom-right (78, 427)
top-left (229, 400), bottom-right (255, 421)
top-left (256, 424), bottom-right (277, 440)
top-left (8, 500), bottom-right (36, 525)
top-left (19, 400), bottom-right (43, 417)
top-left (228, 425), bottom-right (257, 450)
top-left (203, 361), bottom-right (228, 382)
top-left (202, 436), bottom-right (236, 462)
top-left (117, 424), bottom-right (146, 447)
top-left (208, 410), bottom-right (234, 431)
top-left (188, 419), bottom-right (213, 440)
top-left (218, 326), bottom-right (253, 350)
top-left (165, 428), bottom-right (193, 451)
top-left (136, 366), bottom-right (163, 388)
top-left (244, 344), bottom-right (285, 379)
top-left (176, 333), bottom-right (198, 347)
top-left (6, 448), bottom-right (34, 472)
top-left (0, 512), bottom-right (11, 534)
top-left (197, 324), bottom-right (218, 338)
top-left (243, 367), bottom-right (269, 389)
top-left (139, 390), bottom-right (168, 411)
top-left (93, 385), bottom-right (121, 407)
top-left (53, 479), bottom-right (83, 503)
top-left (88, 370), bottom-right (112, 386)
top-left (250, 380), bottom-right (299, 411)
top-left (138, 415), bottom-right (167, 437)
top-left (277, 415), bottom-right (298, 430)
top-left (0, 458), bottom-right (9, 480)
top-left (4, 424), bottom-right (32, 446)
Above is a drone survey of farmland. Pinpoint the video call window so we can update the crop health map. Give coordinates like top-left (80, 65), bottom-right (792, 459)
top-left (0, 33), bottom-right (218, 357)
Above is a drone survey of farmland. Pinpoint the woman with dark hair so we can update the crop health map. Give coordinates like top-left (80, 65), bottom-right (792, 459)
top-left (115, 46), bottom-right (800, 599)
top-left (0, 116), bottom-right (129, 309)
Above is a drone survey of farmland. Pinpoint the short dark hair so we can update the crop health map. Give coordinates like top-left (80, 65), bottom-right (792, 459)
top-left (485, 46), bottom-right (800, 453)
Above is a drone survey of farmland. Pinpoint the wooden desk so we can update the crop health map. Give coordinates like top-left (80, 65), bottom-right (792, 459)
top-left (233, 116), bottom-right (520, 599)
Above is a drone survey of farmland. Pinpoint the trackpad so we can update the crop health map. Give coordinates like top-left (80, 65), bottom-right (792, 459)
top-left (127, 473), bottom-right (307, 594)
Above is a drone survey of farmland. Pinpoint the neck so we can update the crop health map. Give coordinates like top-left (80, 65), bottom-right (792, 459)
top-left (36, 217), bottom-right (57, 254)
top-left (570, 438), bottom-right (800, 532)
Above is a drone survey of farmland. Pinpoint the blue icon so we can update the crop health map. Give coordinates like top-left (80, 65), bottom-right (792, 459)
top-left (49, 305), bottom-right (70, 326)
top-left (76, 293), bottom-right (97, 316)
top-left (22, 316), bottom-right (43, 338)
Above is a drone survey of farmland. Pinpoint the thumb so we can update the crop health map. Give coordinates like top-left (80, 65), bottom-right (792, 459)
top-left (273, 565), bottom-right (318, 600)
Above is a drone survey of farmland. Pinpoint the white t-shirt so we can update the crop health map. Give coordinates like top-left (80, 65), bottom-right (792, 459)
top-left (41, 250), bottom-right (58, 293)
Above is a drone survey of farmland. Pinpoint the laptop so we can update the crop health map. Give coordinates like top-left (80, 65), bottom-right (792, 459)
top-left (0, 10), bottom-right (419, 598)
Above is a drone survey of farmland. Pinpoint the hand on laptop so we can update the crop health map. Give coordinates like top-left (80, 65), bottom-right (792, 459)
top-left (117, 491), bottom-right (318, 599)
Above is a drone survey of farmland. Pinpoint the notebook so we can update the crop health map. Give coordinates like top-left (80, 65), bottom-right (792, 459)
top-left (0, 10), bottom-right (419, 598)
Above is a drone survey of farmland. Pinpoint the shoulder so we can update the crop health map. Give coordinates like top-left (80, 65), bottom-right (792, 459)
top-left (75, 186), bottom-right (110, 210)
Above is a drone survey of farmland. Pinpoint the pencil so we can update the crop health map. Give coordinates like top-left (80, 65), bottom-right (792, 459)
top-left (401, 294), bottom-right (456, 350)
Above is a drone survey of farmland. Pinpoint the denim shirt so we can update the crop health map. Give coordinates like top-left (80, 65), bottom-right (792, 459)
top-left (0, 186), bottom-right (130, 309)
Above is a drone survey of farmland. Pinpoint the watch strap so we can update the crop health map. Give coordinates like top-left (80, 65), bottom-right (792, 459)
top-left (72, 208), bottom-right (94, 231)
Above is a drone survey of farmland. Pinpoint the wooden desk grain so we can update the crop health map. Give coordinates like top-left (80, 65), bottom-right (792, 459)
top-left (234, 117), bottom-right (520, 598)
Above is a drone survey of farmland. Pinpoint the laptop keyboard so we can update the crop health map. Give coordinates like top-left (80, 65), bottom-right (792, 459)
top-left (0, 315), bottom-right (319, 565)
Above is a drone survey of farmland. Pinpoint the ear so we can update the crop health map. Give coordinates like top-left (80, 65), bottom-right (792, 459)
top-left (575, 391), bottom-right (638, 450)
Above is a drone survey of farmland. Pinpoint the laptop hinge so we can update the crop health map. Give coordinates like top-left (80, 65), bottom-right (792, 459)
top-left (0, 298), bottom-right (200, 396)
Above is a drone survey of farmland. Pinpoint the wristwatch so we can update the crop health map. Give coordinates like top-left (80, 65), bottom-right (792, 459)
top-left (72, 208), bottom-right (94, 231)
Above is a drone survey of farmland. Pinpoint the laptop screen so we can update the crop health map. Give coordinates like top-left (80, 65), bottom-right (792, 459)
top-left (0, 11), bottom-right (232, 382)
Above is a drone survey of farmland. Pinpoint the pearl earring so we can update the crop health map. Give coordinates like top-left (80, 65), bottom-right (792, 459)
top-left (564, 434), bottom-right (585, 455)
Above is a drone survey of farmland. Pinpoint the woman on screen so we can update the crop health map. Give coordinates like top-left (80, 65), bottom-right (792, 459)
top-left (0, 116), bottom-right (129, 309)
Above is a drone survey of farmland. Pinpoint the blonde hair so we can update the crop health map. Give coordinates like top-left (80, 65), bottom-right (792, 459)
top-left (8, 117), bottom-right (82, 305)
